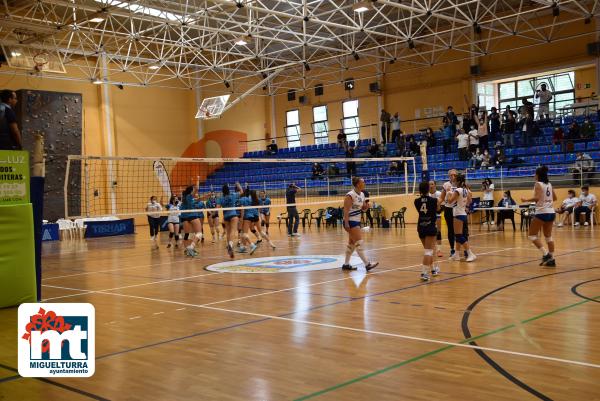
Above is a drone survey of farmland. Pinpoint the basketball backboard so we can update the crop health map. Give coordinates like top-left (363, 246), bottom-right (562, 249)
top-left (195, 94), bottom-right (230, 120)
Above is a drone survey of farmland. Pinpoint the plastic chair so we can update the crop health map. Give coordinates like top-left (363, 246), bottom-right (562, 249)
top-left (390, 207), bottom-right (406, 228)
top-left (310, 208), bottom-right (325, 227)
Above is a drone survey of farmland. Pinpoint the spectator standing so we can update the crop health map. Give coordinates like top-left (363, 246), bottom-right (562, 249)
top-left (521, 112), bottom-right (535, 146)
top-left (552, 126), bottom-right (564, 149)
top-left (482, 178), bottom-right (495, 225)
top-left (580, 117), bottom-right (595, 139)
top-left (380, 109), bottom-right (391, 144)
top-left (442, 106), bottom-right (458, 153)
top-left (478, 111), bottom-right (489, 151)
top-left (488, 107), bottom-right (501, 143)
top-left (408, 137), bottom-right (420, 156)
top-left (468, 125), bottom-right (479, 154)
top-left (567, 121), bottom-right (580, 140)
top-left (456, 129), bottom-right (470, 161)
top-left (424, 127), bottom-right (436, 149)
top-left (346, 145), bottom-right (357, 177)
top-left (390, 112), bottom-right (401, 144)
top-left (285, 183), bottom-right (301, 236)
top-left (0, 90), bottom-right (22, 150)
top-left (535, 83), bottom-right (553, 120)
top-left (337, 129), bottom-right (348, 150)
top-left (573, 185), bottom-right (597, 226)
top-left (501, 105), bottom-right (517, 147)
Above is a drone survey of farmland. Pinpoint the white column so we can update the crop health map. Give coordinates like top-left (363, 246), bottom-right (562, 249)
top-left (195, 84), bottom-right (204, 141)
top-left (100, 53), bottom-right (117, 215)
top-left (270, 94), bottom-right (277, 140)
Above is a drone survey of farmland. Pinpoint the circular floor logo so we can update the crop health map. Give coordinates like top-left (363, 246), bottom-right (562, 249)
top-left (205, 255), bottom-right (363, 274)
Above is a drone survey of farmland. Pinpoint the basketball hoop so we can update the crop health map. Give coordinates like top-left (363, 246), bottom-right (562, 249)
top-left (32, 52), bottom-right (49, 73)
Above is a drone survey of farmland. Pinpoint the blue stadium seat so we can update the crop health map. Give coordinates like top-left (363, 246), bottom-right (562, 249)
top-left (588, 141), bottom-right (600, 150)
top-left (574, 142), bottom-right (587, 151)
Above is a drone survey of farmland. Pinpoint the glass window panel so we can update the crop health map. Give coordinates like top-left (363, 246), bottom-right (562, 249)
top-left (313, 105), bottom-right (327, 122)
top-left (499, 82), bottom-right (515, 99)
top-left (554, 73), bottom-right (574, 92)
top-left (343, 100), bottom-right (359, 117)
top-left (485, 83), bottom-right (494, 95)
top-left (286, 109), bottom-right (299, 126)
top-left (517, 80), bottom-right (534, 98)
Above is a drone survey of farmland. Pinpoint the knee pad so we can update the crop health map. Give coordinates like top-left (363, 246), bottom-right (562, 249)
top-left (175, 234), bottom-right (179, 240)
top-left (251, 229), bottom-right (257, 234)
top-left (195, 232), bottom-right (203, 240)
top-left (528, 235), bottom-right (538, 241)
top-left (545, 236), bottom-right (553, 243)
top-left (169, 232), bottom-right (174, 238)
top-left (424, 249), bottom-right (434, 257)
top-left (265, 222), bottom-right (270, 227)
top-left (183, 233), bottom-right (190, 241)
top-left (456, 235), bottom-right (467, 244)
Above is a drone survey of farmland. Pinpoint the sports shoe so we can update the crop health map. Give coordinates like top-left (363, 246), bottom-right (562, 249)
top-left (450, 249), bottom-right (456, 257)
top-left (365, 261), bottom-right (379, 272)
top-left (450, 253), bottom-right (461, 261)
top-left (574, 222), bottom-right (580, 227)
top-left (584, 222), bottom-right (589, 226)
top-left (238, 246), bottom-right (248, 253)
top-left (166, 243), bottom-right (172, 248)
top-left (249, 244), bottom-right (258, 255)
top-left (342, 264), bottom-right (357, 271)
top-left (227, 244), bottom-right (234, 259)
top-left (557, 222), bottom-right (563, 227)
top-left (269, 242), bottom-right (276, 250)
top-left (539, 253), bottom-right (553, 266)
top-left (431, 265), bottom-right (440, 276)
top-left (466, 252), bottom-right (477, 262)
top-left (185, 247), bottom-right (197, 257)
top-left (420, 273), bottom-right (430, 282)
top-left (256, 239), bottom-right (263, 244)
top-left (292, 233), bottom-right (301, 237)
top-left (490, 221), bottom-right (495, 225)
top-left (543, 258), bottom-right (556, 267)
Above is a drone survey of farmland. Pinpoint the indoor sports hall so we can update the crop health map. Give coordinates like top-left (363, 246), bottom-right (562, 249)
top-left (0, 1), bottom-right (599, 400)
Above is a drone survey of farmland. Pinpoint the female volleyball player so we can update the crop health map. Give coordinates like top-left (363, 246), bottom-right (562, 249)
top-left (165, 195), bottom-right (181, 248)
top-left (259, 190), bottom-right (272, 234)
top-left (145, 196), bottom-right (162, 250)
top-left (448, 173), bottom-right (476, 262)
top-left (180, 185), bottom-right (203, 257)
top-left (218, 183), bottom-right (243, 258)
top-left (205, 191), bottom-right (222, 242)
top-left (417, 182), bottom-right (443, 281)
top-left (428, 180), bottom-right (443, 257)
top-left (521, 165), bottom-right (557, 267)
top-left (239, 189), bottom-right (257, 254)
top-left (440, 169), bottom-right (458, 257)
top-left (342, 177), bottom-right (378, 272)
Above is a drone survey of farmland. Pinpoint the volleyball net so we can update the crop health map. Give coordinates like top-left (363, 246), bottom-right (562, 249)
top-left (64, 155), bottom-right (417, 219)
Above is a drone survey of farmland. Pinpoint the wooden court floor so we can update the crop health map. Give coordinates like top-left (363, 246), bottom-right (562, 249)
top-left (1, 223), bottom-right (599, 401)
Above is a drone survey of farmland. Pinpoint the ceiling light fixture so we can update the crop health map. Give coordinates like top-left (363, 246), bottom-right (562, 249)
top-left (235, 35), bottom-right (252, 46)
top-left (352, 1), bottom-right (372, 13)
top-left (148, 64), bottom-right (160, 70)
top-left (92, 78), bottom-right (103, 84)
top-left (89, 17), bottom-right (105, 23)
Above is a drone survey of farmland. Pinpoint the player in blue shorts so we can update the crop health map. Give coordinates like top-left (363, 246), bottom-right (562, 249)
top-left (180, 185), bottom-right (203, 257)
top-left (218, 183), bottom-right (243, 258)
top-left (416, 181), bottom-right (443, 281)
top-left (205, 191), bottom-right (222, 242)
top-left (259, 190), bottom-right (272, 234)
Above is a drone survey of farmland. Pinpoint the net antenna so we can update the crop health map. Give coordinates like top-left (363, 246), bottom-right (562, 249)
top-left (195, 68), bottom-right (284, 120)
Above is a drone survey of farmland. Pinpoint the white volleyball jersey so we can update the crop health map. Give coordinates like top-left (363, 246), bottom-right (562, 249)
top-left (167, 204), bottom-right (181, 223)
top-left (535, 182), bottom-right (555, 215)
top-left (346, 190), bottom-right (365, 222)
top-left (453, 187), bottom-right (469, 216)
top-left (443, 181), bottom-right (456, 207)
top-left (430, 190), bottom-right (442, 200)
